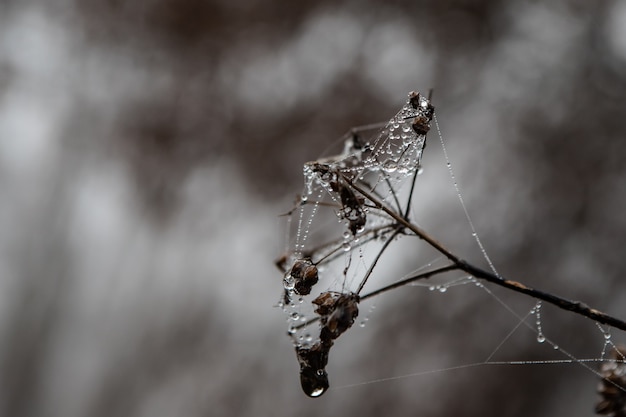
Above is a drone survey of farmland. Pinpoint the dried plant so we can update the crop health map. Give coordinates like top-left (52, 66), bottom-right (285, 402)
top-left (276, 91), bottom-right (626, 398)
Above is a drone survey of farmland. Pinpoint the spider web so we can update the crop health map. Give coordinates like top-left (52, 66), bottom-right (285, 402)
top-left (276, 91), bottom-right (626, 409)
top-left (278, 92), bottom-right (431, 318)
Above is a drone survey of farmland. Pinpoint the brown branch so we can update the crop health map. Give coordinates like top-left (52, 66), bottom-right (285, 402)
top-left (348, 178), bottom-right (626, 332)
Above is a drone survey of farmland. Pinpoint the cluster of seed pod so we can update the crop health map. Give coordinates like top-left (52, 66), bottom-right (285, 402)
top-left (296, 292), bottom-right (359, 397)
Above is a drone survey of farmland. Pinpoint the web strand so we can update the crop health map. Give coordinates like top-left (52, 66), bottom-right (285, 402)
top-left (433, 114), bottom-right (499, 276)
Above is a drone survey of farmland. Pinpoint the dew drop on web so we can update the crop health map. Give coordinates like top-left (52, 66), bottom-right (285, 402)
top-left (383, 161), bottom-right (398, 173)
top-left (533, 301), bottom-right (545, 343)
top-left (283, 275), bottom-right (295, 290)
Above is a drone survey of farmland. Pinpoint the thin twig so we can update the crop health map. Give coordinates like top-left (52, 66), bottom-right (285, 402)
top-left (403, 167), bottom-right (420, 220)
top-left (360, 264), bottom-right (459, 301)
top-left (356, 227), bottom-right (402, 295)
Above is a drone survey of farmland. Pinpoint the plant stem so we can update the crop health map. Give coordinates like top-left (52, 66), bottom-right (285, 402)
top-left (348, 178), bottom-right (626, 332)
top-left (360, 264), bottom-right (459, 301)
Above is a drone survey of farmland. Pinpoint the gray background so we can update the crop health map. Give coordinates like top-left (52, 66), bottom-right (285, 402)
top-left (1, 0), bottom-right (626, 416)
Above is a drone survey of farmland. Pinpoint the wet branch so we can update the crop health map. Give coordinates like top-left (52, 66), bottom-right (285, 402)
top-left (348, 179), bottom-right (626, 332)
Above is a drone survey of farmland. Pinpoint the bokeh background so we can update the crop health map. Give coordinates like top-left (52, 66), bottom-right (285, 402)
top-left (2, 0), bottom-right (626, 416)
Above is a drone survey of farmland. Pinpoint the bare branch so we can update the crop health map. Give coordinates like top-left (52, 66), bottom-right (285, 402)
top-left (348, 178), bottom-right (626, 332)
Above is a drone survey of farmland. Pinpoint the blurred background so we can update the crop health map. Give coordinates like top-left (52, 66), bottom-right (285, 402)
top-left (1, 0), bottom-right (626, 416)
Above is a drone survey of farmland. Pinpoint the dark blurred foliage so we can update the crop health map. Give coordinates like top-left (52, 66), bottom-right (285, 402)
top-left (1, 0), bottom-right (626, 416)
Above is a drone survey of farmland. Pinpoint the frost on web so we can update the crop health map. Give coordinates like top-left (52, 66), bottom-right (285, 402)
top-left (276, 91), bottom-right (434, 397)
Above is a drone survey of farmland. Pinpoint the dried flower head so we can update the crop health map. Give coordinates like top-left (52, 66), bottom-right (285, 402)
top-left (287, 259), bottom-right (319, 296)
top-left (313, 291), bottom-right (360, 343)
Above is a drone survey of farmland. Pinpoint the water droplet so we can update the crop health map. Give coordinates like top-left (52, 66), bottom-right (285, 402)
top-left (537, 334), bottom-right (546, 343)
top-left (290, 312), bottom-right (300, 321)
top-left (438, 286), bottom-right (447, 293)
top-left (283, 276), bottom-right (295, 290)
top-left (429, 285), bottom-right (436, 291)
top-left (300, 368), bottom-right (329, 397)
top-left (604, 332), bottom-right (612, 340)
top-left (383, 161), bottom-right (398, 172)
top-left (342, 241), bottom-right (351, 251)
top-left (343, 231), bottom-right (351, 240)
top-left (553, 344), bottom-right (559, 350)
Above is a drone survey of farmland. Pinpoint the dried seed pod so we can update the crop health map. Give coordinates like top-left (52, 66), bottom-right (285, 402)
top-left (310, 163), bottom-right (338, 190)
top-left (412, 115), bottom-right (432, 135)
top-left (313, 291), bottom-right (360, 343)
top-left (408, 90), bottom-right (422, 109)
top-left (408, 91), bottom-right (434, 135)
top-left (295, 292), bottom-right (359, 397)
top-left (596, 346), bottom-right (626, 417)
top-left (408, 91), bottom-right (435, 117)
top-left (338, 185), bottom-right (366, 235)
top-left (310, 163), bottom-right (366, 235)
top-left (288, 259), bottom-right (319, 296)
